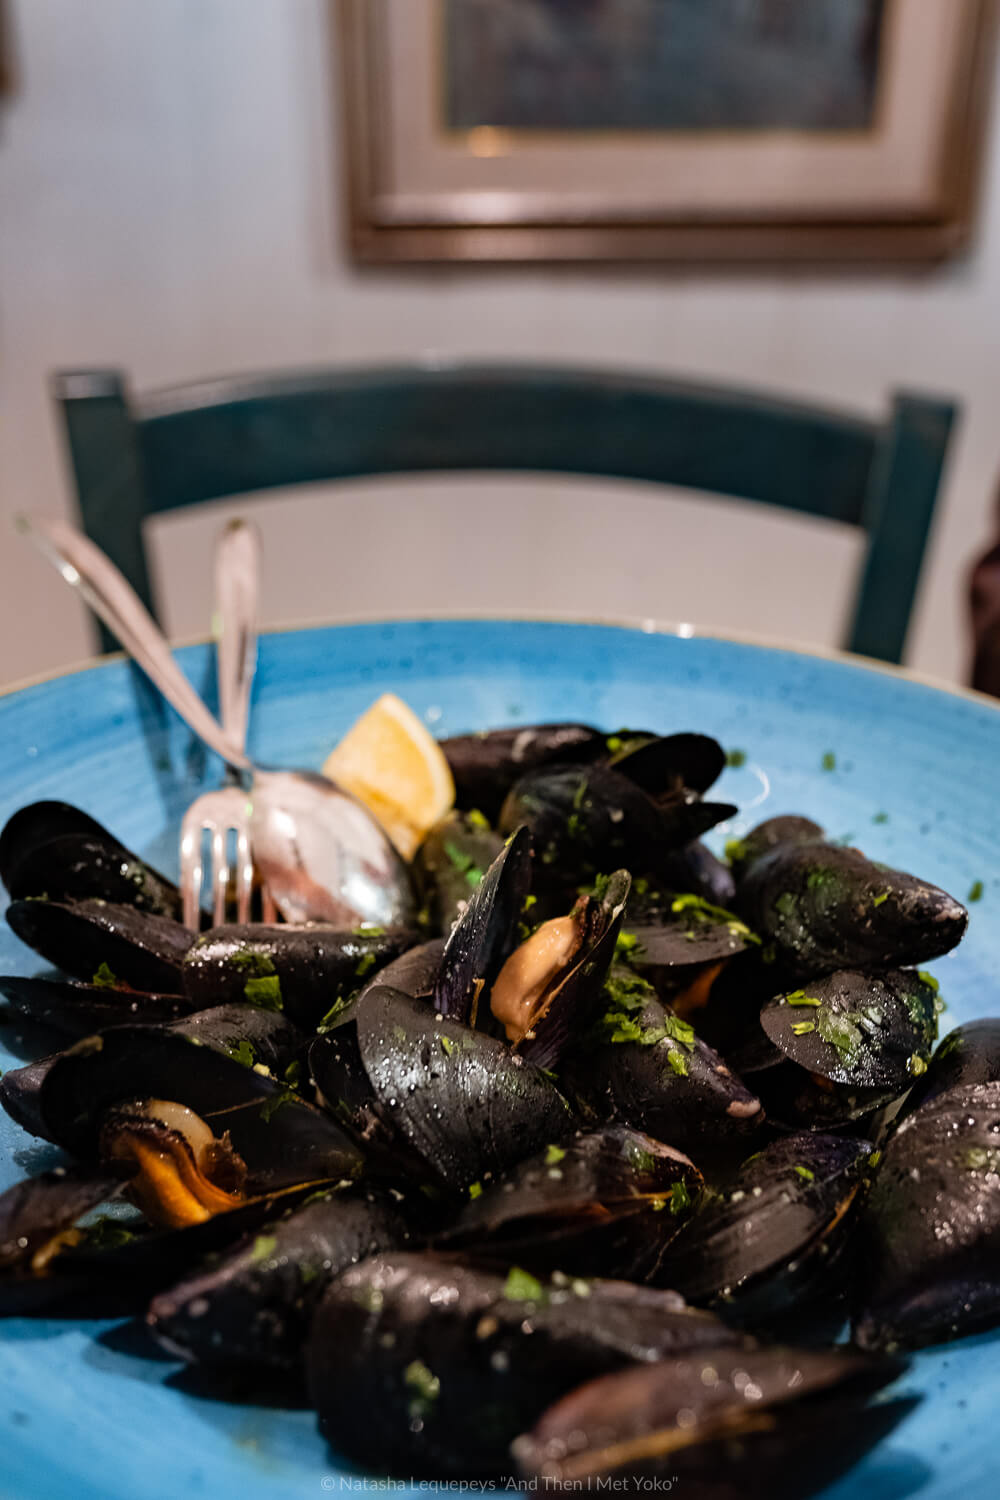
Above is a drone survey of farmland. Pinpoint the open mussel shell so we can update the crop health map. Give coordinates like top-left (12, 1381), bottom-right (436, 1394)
top-left (853, 1080), bottom-right (1000, 1350)
top-left (432, 827), bottom-right (533, 1023)
top-left (181, 922), bottom-right (419, 1028)
top-left (415, 811), bottom-right (505, 932)
top-left (310, 985), bottom-right (574, 1191)
top-left (6, 898), bottom-right (194, 992)
top-left (757, 969), bottom-right (938, 1127)
top-left (440, 723), bottom-right (607, 821)
top-left (570, 988), bottom-right (763, 1156)
top-left (903, 1017), bottom-right (1000, 1114)
top-left (0, 974), bottom-right (193, 1037)
top-left (0, 1165), bottom-right (135, 1313)
top-left (659, 1133), bottom-right (871, 1329)
top-left (504, 871), bottom-right (630, 1070)
top-left (737, 842), bottom-right (967, 977)
top-left (514, 1344), bottom-right (910, 1494)
top-left (437, 1126), bottom-right (701, 1281)
top-left (608, 732), bottom-right (726, 798)
top-left (0, 1164), bottom-right (131, 1274)
top-left (0, 801), bottom-right (182, 920)
top-left (147, 1186), bottom-right (411, 1371)
top-left (0, 1006), bottom-right (361, 1190)
top-left (305, 1252), bottom-right (741, 1479)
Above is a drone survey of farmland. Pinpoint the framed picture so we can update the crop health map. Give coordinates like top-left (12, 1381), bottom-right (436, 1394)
top-left (338, 0), bottom-right (996, 264)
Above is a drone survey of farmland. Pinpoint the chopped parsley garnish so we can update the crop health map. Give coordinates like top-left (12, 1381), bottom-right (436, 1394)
top-left (354, 951), bottom-right (377, 978)
top-left (91, 962), bottom-right (118, 990)
top-left (908, 1052), bottom-right (929, 1076)
top-left (468, 1180), bottom-right (483, 1199)
top-left (614, 929), bottom-right (644, 961)
top-left (969, 880), bottom-right (984, 903)
top-left (250, 1235), bottom-right (277, 1263)
top-left (821, 751), bottom-right (836, 771)
top-left (545, 1144), bottom-right (567, 1165)
top-left (243, 974), bottom-right (283, 1011)
top-left (666, 1049), bottom-right (689, 1077)
top-left (226, 947), bottom-right (277, 976)
top-left (816, 1006), bottom-right (862, 1063)
top-left (872, 811), bottom-right (889, 824)
top-left (225, 1038), bottom-right (256, 1068)
top-left (443, 841), bottom-right (485, 889)
top-left (793, 1166), bottom-right (815, 1182)
top-left (503, 1266), bottom-right (546, 1302)
top-left (465, 809), bottom-right (491, 831)
top-left (670, 893), bottom-right (758, 944)
top-left (669, 1181), bottom-right (691, 1215)
top-left (725, 748), bottom-right (747, 768)
top-left (440, 1035), bottom-right (455, 1057)
top-left (352, 924), bottom-right (385, 937)
top-left (283, 1059), bottom-right (301, 1088)
top-left (404, 1360), bottom-right (440, 1418)
top-left (918, 970), bottom-right (940, 993)
top-left (791, 1021), bottom-right (816, 1036)
top-left (872, 893), bottom-right (888, 907)
top-left (724, 838), bottom-right (749, 866)
top-left (785, 991), bottom-right (821, 1007)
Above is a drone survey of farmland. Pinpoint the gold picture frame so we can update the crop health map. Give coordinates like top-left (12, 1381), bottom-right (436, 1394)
top-left (339, 0), bottom-right (996, 265)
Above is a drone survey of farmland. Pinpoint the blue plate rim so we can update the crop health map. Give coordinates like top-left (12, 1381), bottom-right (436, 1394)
top-left (3, 612), bottom-right (999, 717)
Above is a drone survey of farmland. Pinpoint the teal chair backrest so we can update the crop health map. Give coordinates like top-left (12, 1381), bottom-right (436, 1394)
top-left (52, 364), bottom-right (956, 663)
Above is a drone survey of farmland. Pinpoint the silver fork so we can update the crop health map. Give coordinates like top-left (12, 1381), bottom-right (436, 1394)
top-left (180, 519), bottom-right (274, 929)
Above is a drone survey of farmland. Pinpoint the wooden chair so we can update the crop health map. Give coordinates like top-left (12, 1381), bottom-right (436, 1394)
top-left (52, 364), bottom-right (957, 663)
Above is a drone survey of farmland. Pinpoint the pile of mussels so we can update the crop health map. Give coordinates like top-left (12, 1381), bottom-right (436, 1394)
top-left (0, 725), bottom-right (996, 1491)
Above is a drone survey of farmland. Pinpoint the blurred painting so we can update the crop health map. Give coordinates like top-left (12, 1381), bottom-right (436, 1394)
top-left (341, 0), bottom-right (993, 264)
top-left (444, 0), bottom-right (887, 132)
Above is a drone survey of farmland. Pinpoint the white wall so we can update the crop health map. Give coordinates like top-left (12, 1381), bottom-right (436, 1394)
top-left (2, 0), bottom-right (999, 689)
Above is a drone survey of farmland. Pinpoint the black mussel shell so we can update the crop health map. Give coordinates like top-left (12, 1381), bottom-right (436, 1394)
top-left (727, 815), bottom-right (825, 880)
top-left (306, 1253), bottom-right (741, 1478)
top-left (609, 732), bottom-right (726, 798)
top-left (440, 724), bottom-right (606, 820)
top-left (624, 901), bottom-right (756, 980)
top-left (853, 1080), bottom-right (1000, 1350)
top-left (903, 1017), bottom-right (1000, 1114)
top-left (181, 923), bottom-right (419, 1029)
top-left (500, 766), bottom-right (735, 901)
top-left (147, 1186), bottom-right (410, 1370)
top-left (758, 969), bottom-right (938, 1127)
top-left (416, 812), bottom-right (505, 932)
top-left (657, 842), bottom-right (736, 907)
top-left (433, 828), bottom-right (533, 1023)
top-left (0, 801), bottom-right (181, 920)
top-left (737, 843), bottom-right (967, 977)
top-left (0, 1006), bottom-right (361, 1190)
top-left (659, 1133), bottom-right (871, 1328)
top-left (436, 1126), bottom-right (701, 1281)
top-left (311, 985), bottom-right (574, 1191)
top-left (0, 974), bottom-right (193, 1037)
top-left (570, 986), bottom-right (763, 1155)
top-left (514, 1344), bottom-right (910, 1495)
top-left (357, 938), bottom-right (444, 1006)
top-left (6, 898), bottom-right (194, 992)
top-left (0, 1165), bottom-right (131, 1272)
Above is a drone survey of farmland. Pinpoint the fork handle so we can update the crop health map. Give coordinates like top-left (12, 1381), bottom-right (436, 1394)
top-left (19, 514), bottom-right (254, 773)
top-left (214, 518), bottom-right (259, 755)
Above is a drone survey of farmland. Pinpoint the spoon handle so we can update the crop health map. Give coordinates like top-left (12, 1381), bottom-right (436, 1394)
top-left (214, 518), bottom-right (260, 755)
top-left (19, 513), bottom-right (253, 773)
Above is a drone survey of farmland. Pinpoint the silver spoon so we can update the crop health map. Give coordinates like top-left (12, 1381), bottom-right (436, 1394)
top-left (19, 513), bottom-right (417, 929)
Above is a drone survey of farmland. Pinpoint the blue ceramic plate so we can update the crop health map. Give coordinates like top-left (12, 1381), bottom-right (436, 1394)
top-left (0, 620), bottom-right (997, 1500)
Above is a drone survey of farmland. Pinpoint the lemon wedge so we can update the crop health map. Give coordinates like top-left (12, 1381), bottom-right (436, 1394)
top-left (322, 693), bottom-right (455, 861)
